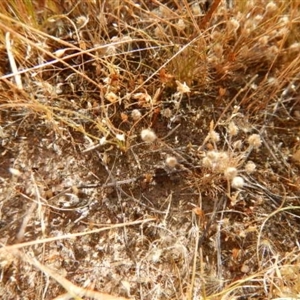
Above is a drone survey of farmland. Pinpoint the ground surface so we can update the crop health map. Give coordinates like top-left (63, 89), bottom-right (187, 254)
top-left (0, 1), bottom-right (300, 300)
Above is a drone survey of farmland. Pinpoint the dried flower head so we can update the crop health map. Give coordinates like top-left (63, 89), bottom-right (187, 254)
top-left (141, 129), bottom-right (157, 143)
top-left (76, 16), bottom-right (88, 28)
top-left (105, 91), bottom-right (118, 103)
top-left (244, 19), bottom-right (256, 34)
top-left (224, 167), bottom-right (238, 180)
top-left (191, 3), bottom-right (201, 15)
top-left (202, 156), bottom-right (213, 169)
top-left (266, 2), bottom-right (277, 13)
top-left (100, 136), bottom-right (107, 145)
top-left (289, 42), bottom-right (300, 52)
top-left (245, 161), bottom-right (256, 174)
top-left (116, 133), bottom-right (125, 141)
top-left (176, 19), bottom-right (186, 31)
top-left (231, 176), bottom-right (245, 189)
top-left (228, 122), bottom-right (239, 136)
top-left (176, 80), bottom-right (190, 94)
top-left (166, 156), bottom-right (178, 168)
top-left (161, 108), bottom-right (172, 118)
top-left (131, 109), bottom-right (142, 121)
top-left (203, 151), bottom-right (231, 173)
top-left (208, 130), bottom-right (220, 143)
top-left (218, 151), bottom-right (229, 164)
top-left (248, 134), bottom-right (262, 148)
top-left (206, 150), bottom-right (219, 161)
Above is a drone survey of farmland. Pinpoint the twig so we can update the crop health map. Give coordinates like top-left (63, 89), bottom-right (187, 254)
top-left (199, 0), bottom-right (222, 29)
top-left (0, 218), bottom-right (156, 252)
top-left (5, 32), bottom-right (23, 89)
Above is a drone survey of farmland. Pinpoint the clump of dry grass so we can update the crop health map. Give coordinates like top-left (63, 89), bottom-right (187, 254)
top-left (0, 0), bottom-right (300, 299)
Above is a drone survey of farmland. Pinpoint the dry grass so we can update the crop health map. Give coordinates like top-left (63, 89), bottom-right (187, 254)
top-left (0, 0), bottom-right (300, 299)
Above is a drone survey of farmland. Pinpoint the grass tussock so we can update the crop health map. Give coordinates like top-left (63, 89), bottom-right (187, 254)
top-left (0, 0), bottom-right (300, 299)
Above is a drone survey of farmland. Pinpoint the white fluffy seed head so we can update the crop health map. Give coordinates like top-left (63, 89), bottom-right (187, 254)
top-left (202, 156), bottom-right (213, 168)
top-left (245, 161), bottom-right (256, 174)
top-left (176, 19), bottom-right (186, 31)
top-left (166, 156), bottom-right (178, 168)
top-left (203, 151), bottom-right (230, 173)
top-left (141, 128), bottom-right (157, 143)
top-left (231, 176), bottom-right (245, 189)
top-left (206, 150), bottom-right (220, 161)
top-left (248, 134), bottom-right (262, 148)
top-left (131, 109), bottom-right (142, 121)
top-left (289, 42), bottom-right (300, 52)
top-left (224, 167), bottom-right (238, 180)
top-left (161, 108), bottom-right (172, 118)
top-left (218, 151), bottom-right (229, 163)
top-left (228, 121), bottom-right (239, 136)
top-left (266, 2), bottom-right (277, 13)
top-left (9, 167), bottom-right (22, 176)
top-left (209, 130), bottom-right (220, 143)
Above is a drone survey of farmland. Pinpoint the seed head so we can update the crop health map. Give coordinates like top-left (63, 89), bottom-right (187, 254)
top-left (161, 108), bottom-right (172, 118)
top-left (208, 130), bottom-right (220, 143)
top-left (191, 3), bottom-right (201, 15)
top-left (203, 151), bottom-right (230, 173)
top-left (202, 156), bottom-right (213, 169)
top-left (105, 91), bottom-right (118, 103)
top-left (206, 150), bottom-right (219, 161)
top-left (176, 19), bottom-right (186, 31)
top-left (266, 2), bottom-right (277, 13)
top-left (248, 134), bottom-right (262, 148)
top-left (141, 129), bottom-right (157, 143)
top-left (166, 156), bottom-right (178, 168)
top-left (224, 167), bottom-right (238, 180)
top-left (176, 80), bottom-right (190, 94)
top-left (116, 133), bottom-right (125, 141)
top-left (131, 109), bottom-right (142, 121)
top-left (228, 122), bottom-right (239, 136)
top-left (289, 42), bottom-right (300, 52)
top-left (231, 176), bottom-right (245, 189)
top-left (76, 16), bottom-right (88, 27)
top-left (245, 161), bottom-right (256, 174)
top-left (218, 151), bottom-right (229, 163)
